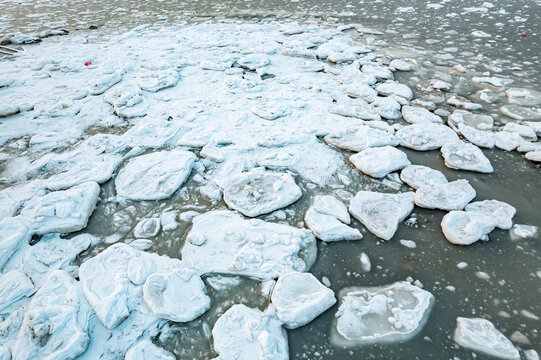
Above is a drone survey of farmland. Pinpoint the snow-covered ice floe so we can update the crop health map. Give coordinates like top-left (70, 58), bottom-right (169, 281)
top-left (349, 191), bottom-right (415, 240)
top-left (271, 272), bottom-right (336, 329)
top-left (324, 125), bottom-right (398, 152)
top-left (350, 146), bottom-right (410, 178)
top-left (396, 124), bottom-right (459, 151)
top-left (454, 317), bottom-right (520, 360)
top-left (441, 211), bottom-right (498, 245)
top-left (332, 282), bottom-right (434, 346)
top-left (414, 179), bottom-right (476, 211)
top-left (305, 195), bottom-right (362, 242)
top-left (212, 304), bottom-right (288, 360)
top-left (182, 210), bottom-right (317, 280)
top-left (400, 165), bottom-right (448, 190)
top-left (440, 142), bottom-right (493, 173)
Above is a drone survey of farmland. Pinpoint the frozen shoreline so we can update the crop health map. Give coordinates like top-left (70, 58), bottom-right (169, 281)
top-left (0, 20), bottom-right (540, 359)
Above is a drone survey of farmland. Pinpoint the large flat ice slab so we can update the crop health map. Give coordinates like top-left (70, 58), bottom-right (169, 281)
top-left (396, 124), bottom-right (459, 151)
top-left (115, 150), bottom-right (196, 201)
top-left (332, 282), bottom-right (434, 346)
top-left (415, 180), bottom-right (476, 211)
top-left (349, 191), bottom-right (415, 240)
top-left (212, 304), bottom-right (288, 360)
top-left (324, 125), bottom-right (398, 152)
top-left (350, 146), bottom-right (410, 178)
top-left (223, 170), bottom-right (302, 217)
top-left (454, 317), bottom-right (520, 360)
top-left (400, 165), bottom-right (448, 190)
top-left (271, 272), bottom-right (336, 329)
top-left (182, 210), bottom-right (317, 280)
top-left (12, 270), bottom-right (93, 360)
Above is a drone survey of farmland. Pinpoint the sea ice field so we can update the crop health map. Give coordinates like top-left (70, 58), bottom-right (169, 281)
top-left (0, 0), bottom-right (540, 359)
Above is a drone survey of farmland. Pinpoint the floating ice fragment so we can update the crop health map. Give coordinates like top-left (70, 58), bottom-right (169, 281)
top-left (396, 124), bottom-right (458, 151)
top-left (465, 200), bottom-right (516, 230)
top-left (350, 146), bottom-right (410, 178)
top-left (415, 180), bottom-right (476, 211)
top-left (441, 142), bottom-right (493, 173)
top-left (400, 165), bottom-right (448, 190)
top-left (401, 106), bottom-right (443, 124)
top-left (441, 211), bottom-right (497, 245)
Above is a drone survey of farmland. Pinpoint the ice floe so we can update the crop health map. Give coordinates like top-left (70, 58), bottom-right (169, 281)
top-left (182, 210), bottom-right (317, 279)
top-left (324, 125), bottom-right (398, 152)
top-left (271, 272), bottom-right (336, 329)
top-left (115, 150), bottom-right (196, 201)
top-left (454, 317), bottom-right (520, 360)
top-left (212, 304), bottom-right (288, 360)
top-left (375, 81), bottom-right (413, 100)
top-left (400, 165), bottom-right (448, 190)
top-left (441, 211), bottom-right (497, 245)
top-left (349, 191), bottom-right (415, 240)
top-left (415, 180), bottom-right (476, 211)
top-left (465, 200), bottom-right (516, 230)
top-left (457, 123), bottom-right (495, 148)
top-left (222, 170), bottom-right (302, 217)
top-left (333, 282), bottom-right (434, 346)
top-left (440, 142), bottom-right (493, 173)
top-left (305, 196), bottom-right (362, 242)
top-left (396, 124), bottom-right (459, 151)
top-left (401, 105), bottom-right (442, 124)
top-left (350, 146), bottom-right (410, 178)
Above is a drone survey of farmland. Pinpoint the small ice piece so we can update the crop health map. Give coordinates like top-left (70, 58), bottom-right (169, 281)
top-left (115, 150), bottom-right (196, 201)
top-left (138, 69), bottom-right (179, 92)
top-left (372, 96), bottom-right (402, 120)
top-left (212, 304), bottom-right (288, 360)
top-left (133, 218), bottom-right (161, 238)
top-left (375, 81), bottom-right (413, 100)
top-left (396, 124), bottom-right (459, 151)
top-left (389, 59), bottom-right (415, 71)
top-left (12, 270), bottom-right (93, 360)
top-left (125, 339), bottom-right (175, 360)
top-left (89, 71), bottom-right (122, 95)
top-left (361, 64), bottom-right (394, 80)
top-left (333, 282), bottom-right (434, 346)
top-left (143, 268), bottom-right (211, 322)
top-left (500, 105), bottom-right (541, 122)
top-left (505, 87), bottom-right (541, 107)
top-left (324, 125), bottom-right (398, 152)
top-left (454, 317), bottom-right (520, 360)
top-left (19, 182), bottom-right (100, 235)
top-left (271, 272), bottom-right (336, 329)
top-left (103, 86), bottom-right (148, 118)
top-left (510, 224), bottom-right (538, 240)
top-left (458, 123), bottom-right (495, 148)
top-left (400, 239), bottom-right (416, 248)
top-left (238, 53), bottom-right (271, 70)
top-left (349, 191), bottom-right (415, 240)
top-left (526, 151), bottom-right (541, 162)
top-left (520, 310), bottom-right (539, 321)
top-left (415, 180), bottom-right (476, 211)
top-left (305, 207), bottom-right (362, 242)
top-left (312, 195), bottom-right (351, 224)
top-left (523, 121), bottom-right (541, 136)
top-left (400, 165), bottom-right (448, 190)
top-left (446, 95), bottom-right (483, 111)
top-left (494, 131), bottom-right (524, 151)
top-left (441, 211), bottom-right (497, 245)
top-left (524, 350), bottom-right (540, 360)
top-left (503, 122), bottom-right (538, 141)
top-left (223, 170), bottom-right (302, 217)
top-left (359, 252), bottom-right (371, 272)
top-left (441, 142), bottom-right (493, 173)
top-left (401, 106), bottom-right (443, 124)
top-left (182, 210), bottom-right (317, 280)
top-left (0, 270), bottom-right (35, 312)
top-left (0, 104), bottom-right (20, 117)
top-left (457, 262), bottom-right (468, 269)
top-left (475, 271), bottom-right (490, 281)
top-left (449, 111), bottom-right (494, 130)
top-left (330, 103), bottom-right (381, 120)
top-left (251, 101), bottom-right (292, 120)
top-left (465, 200), bottom-right (516, 229)
top-left (0, 217), bottom-right (30, 270)
top-left (350, 146), bottom-right (410, 178)
top-left (160, 211), bottom-right (178, 231)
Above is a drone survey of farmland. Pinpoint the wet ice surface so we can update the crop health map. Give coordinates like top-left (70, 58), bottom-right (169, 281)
top-left (0, 3), bottom-right (541, 360)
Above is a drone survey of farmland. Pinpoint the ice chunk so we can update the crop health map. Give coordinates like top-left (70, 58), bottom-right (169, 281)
top-left (415, 180), bottom-right (476, 211)
top-left (454, 317), bottom-right (520, 360)
top-left (503, 122), bottom-right (538, 141)
top-left (182, 210), bottom-right (317, 280)
top-left (400, 165), bottom-right (448, 190)
top-left (401, 106), bottom-right (443, 124)
top-left (12, 270), bottom-right (93, 360)
top-left (125, 339), bottom-right (175, 360)
top-left (526, 151), bottom-right (541, 162)
top-left (134, 218), bottom-right (161, 238)
top-left (510, 224), bottom-right (538, 240)
top-left (446, 95), bottom-right (482, 111)
top-left (376, 82), bottom-right (413, 100)
top-left (396, 124), bottom-right (459, 151)
top-left (324, 125), bottom-right (398, 152)
top-left (389, 59), bottom-right (415, 71)
top-left (90, 71), bottom-right (122, 95)
top-left (494, 131), bottom-right (524, 151)
top-left (223, 170), bottom-right (302, 217)
top-left (344, 83), bottom-right (377, 102)
top-left (465, 200), bottom-right (516, 230)
top-left (143, 268), bottom-right (210, 322)
top-left (441, 142), bottom-right (493, 173)
top-left (212, 304), bottom-right (288, 360)
top-left (372, 96), bottom-right (401, 119)
top-left (449, 111), bottom-right (494, 130)
top-left (350, 146), bottom-right (410, 178)
top-left (312, 195), bottom-right (351, 224)
top-left (251, 101), bottom-right (292, 120)
top-left (333, 282), bottom-right (434, 346)
top-left (19, 182), bottom-right (100, 235)
top-left (271, 272), bottom-right (336, 329)
top-left (115, 150), bottom-right (195, 201)
top-left (238, 53), bottom-right (270, 70)
top-left (505, 87), bottom-right (541, 107)
top-left (104, 86), bottom-right (148, 118)
top-left (362, 64), bottom-right (393, 80)
top-left (138, 69), bottom-right (179, 92)
top-left (349, 191), bottom-right (415, 240)
top-left (305, 207), bottom-right (362, 242)
top-left (441, 211), bottom-right (497, 245)
top-left (458, 123), bottom-right (495, 148)
top-left (0, 270), bottom-right (35, 312)
top-left (0, 217), bottom-right (30, 270)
